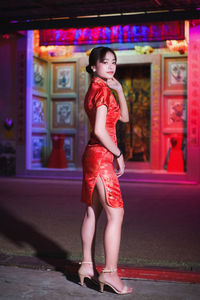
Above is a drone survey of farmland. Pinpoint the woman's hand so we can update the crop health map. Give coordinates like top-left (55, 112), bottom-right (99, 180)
top-left (108, 77), bottom-right (129, 123)
top-left (107, 77), bottom-right (122, 93)
top-left (116, 154), bottom-right (125, 177)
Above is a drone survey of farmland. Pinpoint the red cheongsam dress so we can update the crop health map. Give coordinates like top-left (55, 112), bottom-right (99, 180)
top-left (81, 76), bottom-right (123, 208)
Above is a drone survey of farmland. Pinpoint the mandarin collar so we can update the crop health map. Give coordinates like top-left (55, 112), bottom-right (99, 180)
top-left (91, 76), bottom-right (107, 87)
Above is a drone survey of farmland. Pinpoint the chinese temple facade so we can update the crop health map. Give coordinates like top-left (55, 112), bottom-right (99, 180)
top-left (0, 20), bottom-right (200, 183)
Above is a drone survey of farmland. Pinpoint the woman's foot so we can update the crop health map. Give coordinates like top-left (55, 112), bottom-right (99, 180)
top-left (78, 262), bottom-right (99, 286)
top-left (99, 269), bottom-right (132, 294)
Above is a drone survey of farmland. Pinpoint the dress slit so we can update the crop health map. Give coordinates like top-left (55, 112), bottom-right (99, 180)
top-left (82, 150), bottom-right (123, 208)
top-left (96, 173), bottom-right (109, 206)
top-left (87, 171), bottom-right (109, 207)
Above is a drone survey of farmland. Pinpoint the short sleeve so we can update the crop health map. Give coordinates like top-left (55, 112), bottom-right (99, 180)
top-left (93, 87), bottom-right (110, 109)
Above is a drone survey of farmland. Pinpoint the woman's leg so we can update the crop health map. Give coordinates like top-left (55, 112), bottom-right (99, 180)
top-left (95, 176), bottom-right (127, 291)
top-left (80, 186), bottom-right (102, 275)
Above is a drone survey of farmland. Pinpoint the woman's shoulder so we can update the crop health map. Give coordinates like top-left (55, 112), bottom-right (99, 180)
top-left (91, 77), bottom-right (108, 88)
top-left (89, 79), bottom-right (110, 97)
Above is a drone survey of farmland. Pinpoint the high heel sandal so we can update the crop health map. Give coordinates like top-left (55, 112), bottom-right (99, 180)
top-left (98, 268), bottom-right (133, 295)
top-left (78, 262), bottom-right (95, 286)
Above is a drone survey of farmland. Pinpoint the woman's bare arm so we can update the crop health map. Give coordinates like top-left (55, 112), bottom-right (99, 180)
top-left (94, 105), bottom-right (120, 155)
top-left (107, 78), bottom-right (129, 123)
top-left (117, 89), bottom-right (129, 123)
top-left (94, 105), bottom-right (125, 177)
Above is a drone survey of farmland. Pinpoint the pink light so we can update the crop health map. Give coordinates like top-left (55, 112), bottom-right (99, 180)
top-left (2, 34), bottom-right (10, 39)
top-left (153, 0), bottom-right (161, 6)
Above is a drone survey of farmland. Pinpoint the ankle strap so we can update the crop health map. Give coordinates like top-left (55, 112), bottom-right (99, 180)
top-left (102, 268), bottom-right (117, 273)
top-left (79, 261), bottom-right (93, 265)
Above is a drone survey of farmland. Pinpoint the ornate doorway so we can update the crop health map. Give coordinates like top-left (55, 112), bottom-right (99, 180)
top-left (117, 54), bottom-right (161, 170)
top-left (116, 64), bottom-right (151, 165)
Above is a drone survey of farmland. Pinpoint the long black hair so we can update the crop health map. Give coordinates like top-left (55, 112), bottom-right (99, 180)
top-left (86, 46), bottom-right (117, 75)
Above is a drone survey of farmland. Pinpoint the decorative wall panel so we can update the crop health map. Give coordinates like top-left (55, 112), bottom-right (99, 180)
top-left (163, 96), bottom-right (187, 132)
top-left (162, 54), bottom-right (187, 172)
top-left (51, 62), bottom-right (76, 94)
top-left (188, 40), bottom-right (200, 147)
top-left (16, 50), bottom-right (26, 144)
top-left (33, 56), bottom-right (48, 93)
top-left (50, 59), bottom-right (78, 167)
top-left (52, 99), bottom-right (76, 129)
top-left (32, 134), bottom-right (46, 165)
top-left (150, 56), bottom-right (161, 169)
top-left (163, 56), bottom-right (187, 92)
top-left (64, 135), bottom-right (75, 163)
top-left (32, 95), bottom-right (47, 128)
top-left (77, 58), bottom-right (88, 167)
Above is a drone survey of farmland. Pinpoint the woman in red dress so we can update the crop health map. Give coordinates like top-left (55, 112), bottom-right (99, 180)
top-left (78, 47), bottom-right (132, 295)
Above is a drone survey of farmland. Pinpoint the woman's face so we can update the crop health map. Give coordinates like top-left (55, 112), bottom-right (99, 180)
top-left (92, 51), bottom-right (116, 80)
